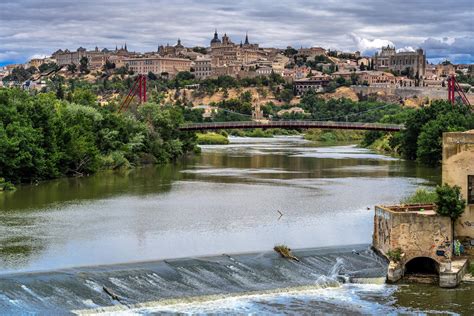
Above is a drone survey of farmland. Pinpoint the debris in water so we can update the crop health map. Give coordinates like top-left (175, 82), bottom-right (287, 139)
top-left (352, 249), bottom-right (360, 255)
top-left (274, 245), bottom-right (300, 262)
top-left (103, 286), bottom-right (121, 302)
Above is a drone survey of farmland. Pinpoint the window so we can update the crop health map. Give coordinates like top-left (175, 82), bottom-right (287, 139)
top-left (469, 175), bottom-right (474, 204)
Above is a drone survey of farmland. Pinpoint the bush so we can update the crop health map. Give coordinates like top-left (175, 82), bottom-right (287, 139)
top-left (387, 248), bottom-right (403, 262)
top-left (196, 133), bottom-right (229, 145)
top-left (402, 188), bottom-right (437, 204)
top-left (435, 184), bottom-right (466, 221)
top-left (304, 129), bottom-right (363, 143)
top-left (101, 151), bottom-right (130, 170)
top-left (0, 177), bottom-right (16, 191)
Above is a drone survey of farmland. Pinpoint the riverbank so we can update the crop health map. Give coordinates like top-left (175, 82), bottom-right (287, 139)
top-left (0, 137), bottom-right (445, 313)
top-left (304, 129), bottom-right (364, 143)
top-left (0, 89), bottom-right (198, 186)
top-left (198, 128), bottom-right (364, 145)
top-left (197, 132), bottom-right (230, 145)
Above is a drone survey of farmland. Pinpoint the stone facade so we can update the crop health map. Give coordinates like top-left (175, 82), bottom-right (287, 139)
top-left (52, 46), bottom-right (132, 70)
top-left (442, 130), bottom-right (474, 245)
top-left (158, 39), bottom-right (187, 57)
top-left (374, 46), bottom-right (426, 78)
top-left (193, 56), bottom-right (212, 79)
top-left (297, 47), bottom-right (326, 58)
top-left (373, 204), bottom-right (453, 266)
top-left (124, 56), bottom-right (192, 76)
top-left (358, 71), bottom-right (397, 86)
top-left (209, 31), bottom-right (268, 77)
top-left (293, 74), bottom-right (331, 95)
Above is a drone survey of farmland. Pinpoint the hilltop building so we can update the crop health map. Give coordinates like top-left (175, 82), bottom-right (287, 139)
top-left (297, 47), bottom-right (326, 59)
top-left (123, 56), bottom-right (191, 76)
top-left (209, 30), bottom-right (268, 77)
top-left (52, 45), bottom-right (133, 70)
top-left (193, 56), bottom-right (212, 79)
top-left (158, 39), bottom-right (188, 57)
top-left (374, 46), bottom-right (426, 78)
top-left (293, 72), bottom-right (331, 95)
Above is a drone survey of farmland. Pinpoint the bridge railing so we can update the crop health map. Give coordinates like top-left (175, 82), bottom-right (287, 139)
top-left (179, 120), bottom-right (405, 132)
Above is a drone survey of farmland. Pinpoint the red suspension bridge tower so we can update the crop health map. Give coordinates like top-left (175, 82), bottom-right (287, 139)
top-left (119, 74), bottom-right (147, 112)
top-left (447, 75), bottom-right (471, 108)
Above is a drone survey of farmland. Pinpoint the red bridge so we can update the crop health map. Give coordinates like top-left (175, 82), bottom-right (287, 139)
top-left (179, 121), bottom-right (405, 132)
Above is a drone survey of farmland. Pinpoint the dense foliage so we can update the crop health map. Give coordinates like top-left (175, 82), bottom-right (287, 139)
top-left (297, 91), bottom-right (406, 122)
top-left (363, 100), bottom-right (474, 166)
top-left (435, 184), bottom-right (466, 221)
top-left (0, 88), bottom-right (197, 184)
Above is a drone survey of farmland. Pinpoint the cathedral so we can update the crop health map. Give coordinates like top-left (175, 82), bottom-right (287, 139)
top-left (209, 30), bottom-right (265, 71)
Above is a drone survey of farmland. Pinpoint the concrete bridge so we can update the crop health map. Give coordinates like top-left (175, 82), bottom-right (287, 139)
top-left (179, 121), bottom-right (405, 132)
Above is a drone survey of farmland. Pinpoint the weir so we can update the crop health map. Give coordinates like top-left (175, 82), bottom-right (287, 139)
top-left (0, 245), bottom-right (386, 314)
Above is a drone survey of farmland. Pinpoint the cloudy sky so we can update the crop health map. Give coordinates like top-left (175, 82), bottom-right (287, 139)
top-left (0, 0), bottom-right (473, 66)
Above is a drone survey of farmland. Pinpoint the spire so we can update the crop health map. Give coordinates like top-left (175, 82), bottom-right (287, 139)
top-left (211, 28), bottom-right (221, 44)
top-left (240, 40), bottom-right (243, 48)
top-left (124, 43), bottom-right (127, 51)
top-left (244, 32), bottom-right (249, 45)
top-left (115, 45), bottom-right (118, 51)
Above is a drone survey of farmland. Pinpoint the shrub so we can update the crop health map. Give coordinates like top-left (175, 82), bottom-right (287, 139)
top-left (435, 184), bottom-right (466, 221)
top-left (196, 133), bottom-right (229, 145)
top-left (0, 177), bottom-right (16, 191)
top-left (387, 248), bottom-right (403, 262)
top-left (402, 188), bottom-right (437, 204)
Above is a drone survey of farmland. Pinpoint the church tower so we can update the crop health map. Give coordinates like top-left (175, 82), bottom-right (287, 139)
top-left (210, 29), bottom-right (221, 46)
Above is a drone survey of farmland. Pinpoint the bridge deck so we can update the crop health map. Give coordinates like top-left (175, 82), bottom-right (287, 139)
top-left (179, 121), bottom-right (405, 132)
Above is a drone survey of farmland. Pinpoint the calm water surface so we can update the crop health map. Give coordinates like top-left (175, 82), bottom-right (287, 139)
top-left (2, 136), bottom-right (471, 315)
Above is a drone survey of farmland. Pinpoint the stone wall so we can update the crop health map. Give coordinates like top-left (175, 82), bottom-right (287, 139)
top-left (373, 205), bottom-right (452, 265)
top-left (352, 86), bottom-right (474, 104)
top-left (442, 131), bottom-right (474, 241)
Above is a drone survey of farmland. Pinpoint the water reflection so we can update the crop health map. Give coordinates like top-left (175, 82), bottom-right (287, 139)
top-left (0, 137), bottom-right (440, 273)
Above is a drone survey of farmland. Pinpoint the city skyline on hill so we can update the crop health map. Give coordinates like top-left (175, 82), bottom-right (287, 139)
top-left (0, 0), bottom-right (473, 66)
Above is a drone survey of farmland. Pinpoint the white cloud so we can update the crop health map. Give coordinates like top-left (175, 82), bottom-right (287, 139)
top-left (1, 0), bottom-right (473, 64)
top-left (349, 33), bottom-right (394, 54)
top-left (396, 47), bottom-right (416, 53)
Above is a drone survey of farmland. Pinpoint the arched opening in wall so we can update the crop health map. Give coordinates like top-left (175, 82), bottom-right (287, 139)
top-left (405, 257), bottom-right (439, 275)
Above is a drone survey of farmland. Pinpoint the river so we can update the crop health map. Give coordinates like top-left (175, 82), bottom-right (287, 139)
top-left (0, 136), bottom-right (472, 314)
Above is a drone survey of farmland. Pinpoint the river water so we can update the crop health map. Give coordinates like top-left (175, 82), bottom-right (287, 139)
top-left (0, 136), bottom-right (472, 314)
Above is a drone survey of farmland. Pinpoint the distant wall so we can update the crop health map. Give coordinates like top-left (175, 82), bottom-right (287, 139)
top-left (352, 86), bottom-right (474, 104)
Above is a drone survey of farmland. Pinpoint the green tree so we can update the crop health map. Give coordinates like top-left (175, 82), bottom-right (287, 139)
top-left (56, 83), bottom-right (64, 99)
top-left (79, 56), bottom-right (89, 74)
top-left (436, 184), bottom-right (466, 251)
top-left (148, 71), bottom-right (158, 81)
top-left (104, 60), bottom-right (116, 70)
top-left (67, 64), bottom-right (77, 73)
